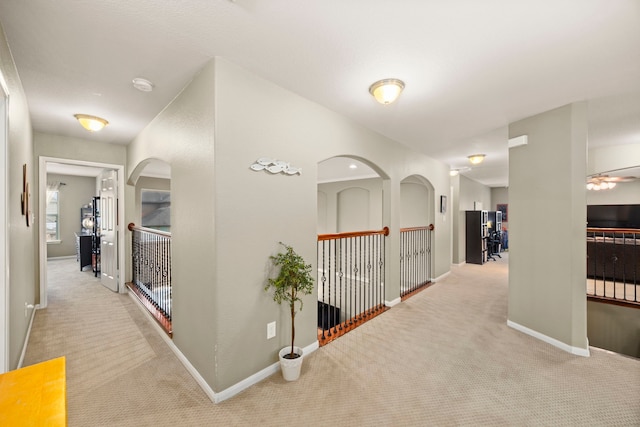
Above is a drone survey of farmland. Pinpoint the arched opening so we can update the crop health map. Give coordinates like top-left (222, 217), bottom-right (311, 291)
top-left (316, 156), bottom-right (389, 345)
top-left (127, 158), bottom-right (173, 336)
top-left (400, 175), bottom-right (436, 299)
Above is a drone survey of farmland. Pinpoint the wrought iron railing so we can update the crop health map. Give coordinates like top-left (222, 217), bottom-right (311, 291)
top-left (317, 227), bottom-right (389, 345)
top-left (128, 223), bottom-right (172, 335)
top-left (587, 227), bottom-right (639, 305)
top-left (400, 225), bottom-right (434, 299)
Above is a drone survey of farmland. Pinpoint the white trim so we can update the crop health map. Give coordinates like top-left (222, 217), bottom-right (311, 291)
top-left (507, 320), bottom-right (590, 357)
top-left (47, 255), bottom-right (76, 261)
top-left (126, 291), bottom-right (217, 402)
top-left (385, 297), bottom-right (401, 307)
top-left (433, 270), bottom-right (451, 282)
top-left (17, 304), bottom-right (40, 368)
top-left (39, 157), bottom-right (127, 308)
top-left (128, 291), bottom-right (320, 404)
top-left (215, 341), bottom-right (319, 403)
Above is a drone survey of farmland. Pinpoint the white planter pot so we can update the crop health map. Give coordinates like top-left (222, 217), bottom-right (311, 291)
top-left (278, 346), bottom-right (303, 381)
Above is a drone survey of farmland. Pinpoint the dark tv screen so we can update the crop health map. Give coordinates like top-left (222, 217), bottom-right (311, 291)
top-left (587, 204), bottom-right (640, 229)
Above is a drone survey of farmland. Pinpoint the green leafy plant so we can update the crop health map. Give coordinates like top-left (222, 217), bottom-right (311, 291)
top-left (265, 242), bottom-right (315, 359)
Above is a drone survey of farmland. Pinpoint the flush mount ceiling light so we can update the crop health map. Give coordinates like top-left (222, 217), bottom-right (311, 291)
top-left (449, 170), bottom-right (460, 176)
top-left (586, 173), bottom-right (636, 190)
top-left (132, 77), bottom-right (154, 92)
top-left (468, 154), bottom-right (485, 165)
top-left (369, 78), bottom-right (405, 104)
top-left (74, 114), bottom-right (109, 132)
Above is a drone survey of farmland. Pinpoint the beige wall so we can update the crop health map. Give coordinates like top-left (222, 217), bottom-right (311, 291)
top-left (46, 173), bottom-right (96, 258)
top-left (587, 301), bottom-right (640, 358)
top-left (318, 177), bottom-right (383, 234)
top-left (1, 21), bottom-right (36, 369)
top-left (126, 57), bottom-right (451, 394)
top-left (127, 61), bottom-right (218, 389)
top-left (400, 178), bottom-right (433, 229)
top-left (508, 102), bottom-right (588, 353)
top-left (134, 176), bottom-right (170, 226)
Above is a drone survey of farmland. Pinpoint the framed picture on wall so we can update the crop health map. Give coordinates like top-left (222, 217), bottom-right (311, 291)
top-left (497, 204), bottom-right (508, 222)
top-left (440, 195), bottom-right (447, 213)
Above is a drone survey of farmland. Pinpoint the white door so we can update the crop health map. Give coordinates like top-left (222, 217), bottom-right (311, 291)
top-left (99, 170), bottom-right (118, 292)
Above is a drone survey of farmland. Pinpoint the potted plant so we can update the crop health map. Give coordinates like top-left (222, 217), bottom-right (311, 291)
top-left (265, 242), bottom-right (315, 381)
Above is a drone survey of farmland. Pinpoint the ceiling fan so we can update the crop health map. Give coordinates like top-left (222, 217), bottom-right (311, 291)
top-left (586, 173), bottom-right (638, 190)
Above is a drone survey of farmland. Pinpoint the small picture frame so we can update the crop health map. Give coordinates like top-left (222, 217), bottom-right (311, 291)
top-left (440, 195), bottom-right (447, 213)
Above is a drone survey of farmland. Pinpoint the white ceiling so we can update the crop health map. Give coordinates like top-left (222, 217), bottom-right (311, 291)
top-left (1, 1), bottom-right (639, 186)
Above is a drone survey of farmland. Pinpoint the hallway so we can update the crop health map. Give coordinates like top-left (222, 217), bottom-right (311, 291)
top-left (24, 256), bottom-right (639, 426)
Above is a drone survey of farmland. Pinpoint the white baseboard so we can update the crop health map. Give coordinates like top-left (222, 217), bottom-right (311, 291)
top-left (127, 291), bottom-right (320, 404)
top-left (385, 297), bottom-right (401, 307)
top-left (17, 303), bottom-right (40, 368)
top-left (507, 320), bottom-right (590, 357)
top-left (433, 270), bottom-right (451, 282)
top-left (215, 341), bottom-right (319, 403)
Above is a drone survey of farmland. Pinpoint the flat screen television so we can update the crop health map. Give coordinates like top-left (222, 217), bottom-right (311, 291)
top-left (587, 204), bottom-right (640, 229)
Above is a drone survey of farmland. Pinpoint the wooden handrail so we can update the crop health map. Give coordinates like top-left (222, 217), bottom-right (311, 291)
top-left (400, 224), bottom-right (435, 232)
top-left (318, 226), bottom-right (389, 241)
top-left (127, 222), bottom-right (172, 238)
top-left (587, 227), bottom-right (640, 234)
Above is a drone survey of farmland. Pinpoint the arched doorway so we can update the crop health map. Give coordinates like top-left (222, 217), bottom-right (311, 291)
top-left (127, 158), bottom-right (173, 336)
top-left (400, 175), bottom-right (435, 299)
top-left (317, 156), bottom-right (389, 345)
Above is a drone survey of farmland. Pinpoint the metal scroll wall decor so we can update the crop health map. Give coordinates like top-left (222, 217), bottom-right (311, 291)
top-left (250, 157), bottom-right (302, 175)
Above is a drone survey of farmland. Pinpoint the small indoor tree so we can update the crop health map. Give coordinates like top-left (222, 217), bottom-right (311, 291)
top-left (265, 242), bottom-right (315, 359)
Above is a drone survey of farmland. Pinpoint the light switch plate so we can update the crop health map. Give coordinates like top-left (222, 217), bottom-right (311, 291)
top-left (267, 321), bottom-right (276, 339)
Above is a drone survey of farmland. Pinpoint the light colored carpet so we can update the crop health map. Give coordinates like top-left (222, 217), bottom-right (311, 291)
top-left (25, 255), bottom-right (640, 426)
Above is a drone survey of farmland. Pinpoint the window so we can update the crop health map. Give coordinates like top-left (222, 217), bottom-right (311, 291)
top-left (46, 189), bottom-right (59, 241)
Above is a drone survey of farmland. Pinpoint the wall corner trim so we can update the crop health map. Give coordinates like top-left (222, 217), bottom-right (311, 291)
top-left (385, 297), bottom-right (401, 308)
top-left (507, 320), bottom-right (590, 357)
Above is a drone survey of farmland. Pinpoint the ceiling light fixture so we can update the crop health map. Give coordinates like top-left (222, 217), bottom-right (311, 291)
top-left (586, 179), bottom-right (616, 191)
top-left (132, 77), bottom-right (154, 92)
top-left (369, 78), bottom-right (405, 105)
top-left (449, 170), bottom-right (460, 176)
top-left (468, 154), bottom-right (485, 165)
top-left (74, 114), bottom-right (109, 132)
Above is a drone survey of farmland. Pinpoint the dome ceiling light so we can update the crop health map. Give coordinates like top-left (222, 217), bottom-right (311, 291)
top-left (74, 114), bottom-right (109, 132)
top-left (468, 154), bottom-right (485, 165)
top-left (369, 78), bottom-right (405, 105)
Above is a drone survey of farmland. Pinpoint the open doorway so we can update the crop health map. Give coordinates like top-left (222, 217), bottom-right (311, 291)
top-left (38, 157), bottom-right (126, 308)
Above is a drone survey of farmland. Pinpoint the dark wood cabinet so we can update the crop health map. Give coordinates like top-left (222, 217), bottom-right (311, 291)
top-left (75, 233), bottom-right (92, 271)
top-left (466, 210), bottom-right (488, 264)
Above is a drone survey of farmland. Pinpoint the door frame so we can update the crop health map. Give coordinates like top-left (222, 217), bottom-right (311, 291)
top-left (38, 157), bottom-right (126, 308)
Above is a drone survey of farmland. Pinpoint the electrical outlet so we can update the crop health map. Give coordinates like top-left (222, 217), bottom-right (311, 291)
top-left (267, 321), bottom-right (276, 339)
